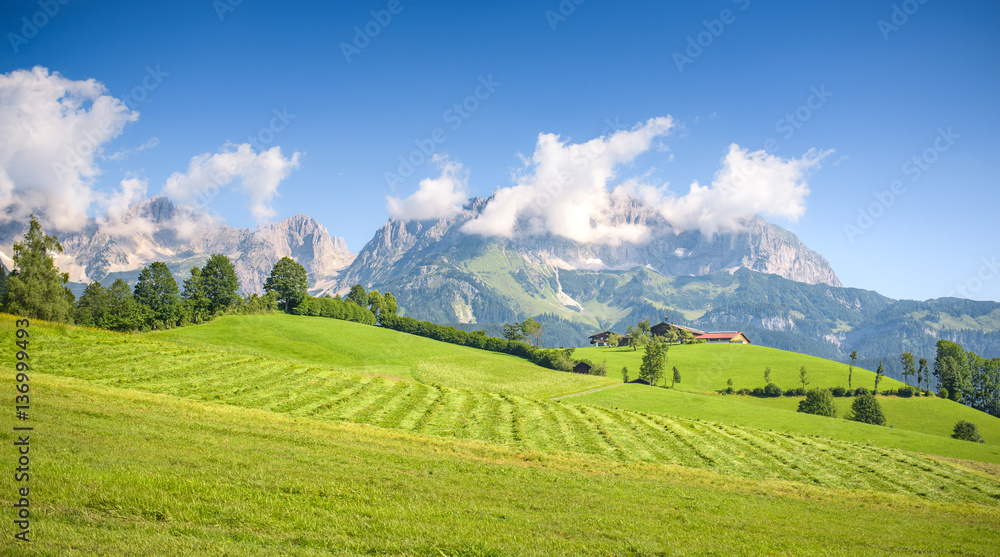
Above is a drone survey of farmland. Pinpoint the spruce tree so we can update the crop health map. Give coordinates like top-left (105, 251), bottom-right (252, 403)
top-left (4, 216), bottom-right (73, 322)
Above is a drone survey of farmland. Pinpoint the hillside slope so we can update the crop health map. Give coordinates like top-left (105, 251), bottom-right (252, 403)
top-left (5, 370), bottom-right (999, 555)
top-left (17, 314), bottom-right (1000, 480)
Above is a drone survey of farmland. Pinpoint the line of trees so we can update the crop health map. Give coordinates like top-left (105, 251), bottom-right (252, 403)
top-left (0, 216), bottom-right (277, 332)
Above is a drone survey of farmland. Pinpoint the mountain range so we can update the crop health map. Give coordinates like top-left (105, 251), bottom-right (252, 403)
top-left (5, 195), bottom-right (998, 378)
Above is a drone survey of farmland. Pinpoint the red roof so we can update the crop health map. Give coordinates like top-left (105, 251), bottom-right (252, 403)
top-left (696, 332), bottom-right (743, 340)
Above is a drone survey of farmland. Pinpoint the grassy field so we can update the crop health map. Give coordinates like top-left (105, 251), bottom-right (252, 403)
top-left (575, 344), bottom-right (1000, 453)
top-left (153, 313), bottom-right (615, 399)
top-left (4, 372), bottom-right (1000, 555)
top-left (15, 315), bottom-right (1000, 500)
top-left (4, 313), bottom-right (1000, 554)
top-left (575, 343), bottom-right (910, 394)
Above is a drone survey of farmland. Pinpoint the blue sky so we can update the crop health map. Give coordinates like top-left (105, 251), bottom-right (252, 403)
top-left (1, 0), bottom-right (998, 301)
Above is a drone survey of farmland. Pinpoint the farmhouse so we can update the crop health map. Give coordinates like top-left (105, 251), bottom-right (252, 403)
top-left (588, 331), bottom-right (613, 346)
top-left (696, 331), bottom-right (752, 344)
top-left (587, 316), bottom-right (751, 347)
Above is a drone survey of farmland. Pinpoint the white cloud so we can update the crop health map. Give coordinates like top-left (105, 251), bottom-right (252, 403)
top-left (641, 144), bottom-right (831, 235)
top-left (461, 117), bottom-right (674, 244)
top-left (105, 136), bottom-right (159, 162)
top-left (0, 66), bottom-right (137, 230)
top-left (386, 156), bottom-right (469, 220)
top-left (163, 143), bottom-right (301, 224)
top-left (96, 176), bottom-right (156, 237)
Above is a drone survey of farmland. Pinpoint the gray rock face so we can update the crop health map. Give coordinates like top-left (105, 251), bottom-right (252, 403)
top-left (331, 196), bottom-right (841, 293)
top-left (0, 197), bottom-right (355, 294)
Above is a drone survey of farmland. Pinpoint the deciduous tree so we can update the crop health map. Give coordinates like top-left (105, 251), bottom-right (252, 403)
top-left (264, 256), bottom-right (308, 312)
top-left (900, 352), bottom-right (916, 386)
top-left (134, 262), bottom-right (180, 328)
top-left (201, 254), bottom-right (240, 314)
top-left (639, 339), bottom-right (668, 386)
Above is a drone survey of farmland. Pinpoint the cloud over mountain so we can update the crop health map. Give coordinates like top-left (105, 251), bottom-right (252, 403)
top-left (386, 156), bottom-right (469, 221)
top-left (641, 144), bottom-right (831, 236)
top-left (0, 66), bottom-right (137, 231)
top-left (462, 117), bottom-right (674, 244)
top-left (386, 117), bottom-right (831, 243)
top-left (163, 142), bottom-right (301, 225)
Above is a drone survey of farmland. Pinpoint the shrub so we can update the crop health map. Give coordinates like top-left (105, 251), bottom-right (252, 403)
top-left (854, 387), bottom-right (869, 397)
top-left (897, 386), bottom-right (914, 398)
top-left (751, 387), bottom-right (765, 397)
top-left (737, 388), bottom-right (751, 396)
top-left (951, 420), bottom-right (984, 443)
top-left (938, 387), bottom-right (949, 399)
top-left (763, 383), bottom-right (783, 397)
top-left (798, 388), bottom-right (838, 418)
top-left (882, 388), bottom-right (897, 397)
top-left (848, 392), bottom-right (886, 426)
top-left (831, 386), bottom-right (846, 397)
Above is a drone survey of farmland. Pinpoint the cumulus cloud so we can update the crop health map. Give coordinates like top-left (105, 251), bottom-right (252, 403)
top-left (163, 143), bottom-right (301, 224)
top-left (461, 117), bottom-right (675, 244)
top-left (95, 176), bottom-right (156, 237)
top-left (640, 144), bottom-right (831, 235)
top-left (0, 66), bottom-right (138, 230)
top-left (386, 156), bottom-right (469, 221)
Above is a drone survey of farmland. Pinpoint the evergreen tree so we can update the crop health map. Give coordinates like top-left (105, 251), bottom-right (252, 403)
top-left (264, 256), bottom-right (308, 312)
top-left (672, 366), bottom-right (681, 388)
top-left (917, 357), bottom-right (928, 392)
top-left (201, 254), bottom-right (240, 314)
top-left (502, 322), bottom-right (523, 341)
top-left (848, 350), bottom-right (858, 390)
top-left (4, 216), bottom-right (73, 322)
top-left (133, 262), bottom-right (180, 328)
top-left (848, 392), bottom-right (886, 426)
top-left (874, 361), bottom-right (885, 394)
top-left (622, 366), bottom-right (629, 383)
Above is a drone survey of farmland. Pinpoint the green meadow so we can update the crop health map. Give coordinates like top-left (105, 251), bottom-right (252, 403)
top-left (2, 314), bottom-right (999, 554)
